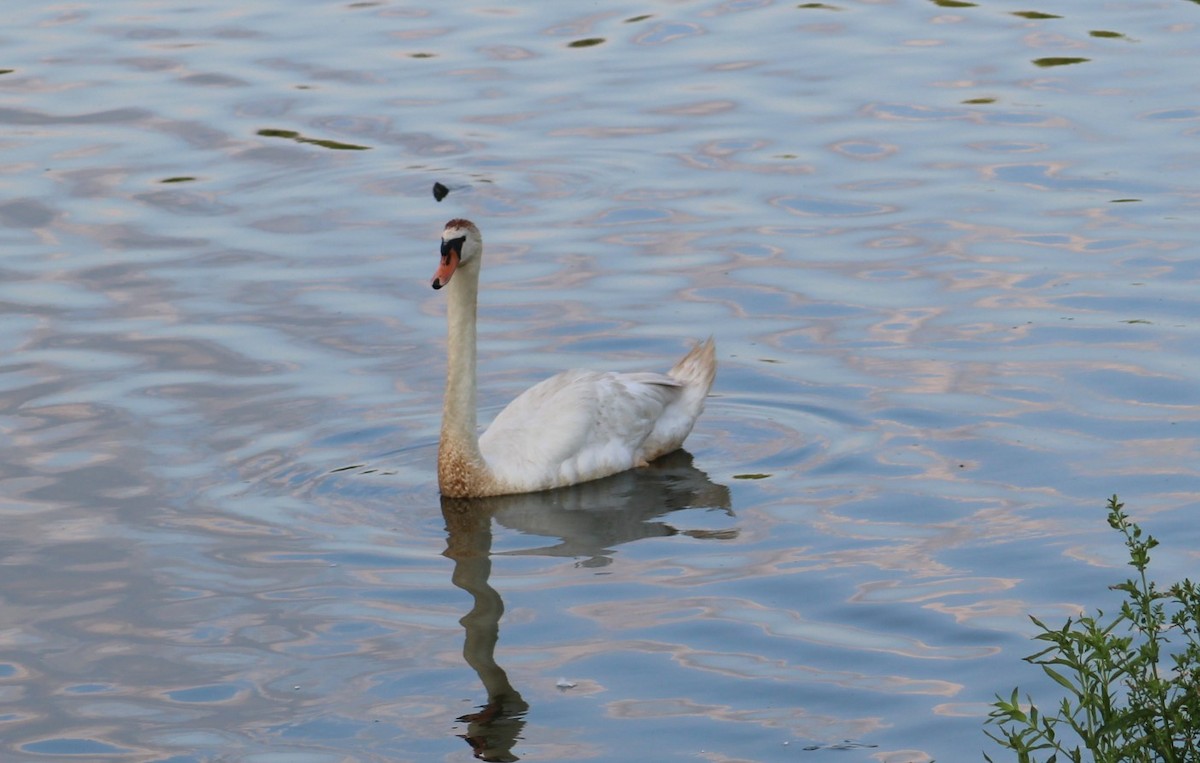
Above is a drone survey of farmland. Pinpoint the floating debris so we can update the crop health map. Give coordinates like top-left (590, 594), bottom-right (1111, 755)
top-left (257, 128), bottom-right (370, 151)
top-left (433, 182), bottom-right (450, 202)
top-left (682, 529), bottom-right (740, 540)
top-left (1032, 57), bottom-right (1090, 68)
top-left (555, 678), bottom-right (577, 690)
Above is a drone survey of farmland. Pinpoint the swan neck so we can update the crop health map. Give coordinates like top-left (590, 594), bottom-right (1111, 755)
top-left (441, 264), bottom-right (484, 465)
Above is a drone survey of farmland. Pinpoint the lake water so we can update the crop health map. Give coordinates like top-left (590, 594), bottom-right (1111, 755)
top-left (3, 1), bottom-right (1199, 761)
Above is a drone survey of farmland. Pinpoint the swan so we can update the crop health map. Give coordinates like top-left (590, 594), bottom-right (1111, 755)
top-left (431, 218), bottom-right (716, 498)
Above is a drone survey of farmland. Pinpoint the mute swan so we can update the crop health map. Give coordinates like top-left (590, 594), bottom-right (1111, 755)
top-left (431, 218), bottom-right (716, 498)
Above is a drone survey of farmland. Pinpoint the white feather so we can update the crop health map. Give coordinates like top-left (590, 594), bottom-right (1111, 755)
top-left (480, 370), bottom-right (681, 490)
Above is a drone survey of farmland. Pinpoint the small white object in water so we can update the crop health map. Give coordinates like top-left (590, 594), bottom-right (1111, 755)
top-left (555, 677), bottom-right (577, 690)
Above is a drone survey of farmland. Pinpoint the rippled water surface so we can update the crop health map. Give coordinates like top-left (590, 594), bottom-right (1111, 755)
top-left (4, 1), bottom-right (1200, 761)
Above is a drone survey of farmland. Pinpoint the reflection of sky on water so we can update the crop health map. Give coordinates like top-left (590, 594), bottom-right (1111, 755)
top-left (2, 1), bottom-right (1199, 761)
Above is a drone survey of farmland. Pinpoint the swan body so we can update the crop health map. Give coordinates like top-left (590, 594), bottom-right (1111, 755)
top-left (432, 218), bottom-right (716, 498)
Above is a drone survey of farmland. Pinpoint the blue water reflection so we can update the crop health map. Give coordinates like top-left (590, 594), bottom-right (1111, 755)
top-left (3, 1), bottom-right (1200, 761)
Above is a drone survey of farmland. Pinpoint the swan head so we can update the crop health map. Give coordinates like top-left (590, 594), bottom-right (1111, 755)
top-left (432, 218), bottom-right (482, 290)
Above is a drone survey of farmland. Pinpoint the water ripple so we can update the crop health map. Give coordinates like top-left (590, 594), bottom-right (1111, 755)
top-left (3, 1), bottom-right (1200, 761)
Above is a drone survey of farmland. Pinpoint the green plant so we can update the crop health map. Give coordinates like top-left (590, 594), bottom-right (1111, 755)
top-left (985, 495), bottom-right (1200, 762)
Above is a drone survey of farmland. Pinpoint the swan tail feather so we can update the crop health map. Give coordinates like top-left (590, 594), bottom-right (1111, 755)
top-left (642, 337), bottom-right (716, 462)
top-left (668, 336), bottom-right (717, 398)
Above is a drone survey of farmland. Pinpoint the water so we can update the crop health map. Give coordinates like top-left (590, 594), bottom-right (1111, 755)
top-left (3, 1), bottom-right (1199, 761)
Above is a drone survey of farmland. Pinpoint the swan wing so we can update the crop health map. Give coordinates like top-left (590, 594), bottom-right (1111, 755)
top-left (479, 369), bottom-right (682, 491)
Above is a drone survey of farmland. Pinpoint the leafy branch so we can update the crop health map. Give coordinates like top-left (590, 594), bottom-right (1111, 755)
top-left (985, 496), bottom-right (1200, 763)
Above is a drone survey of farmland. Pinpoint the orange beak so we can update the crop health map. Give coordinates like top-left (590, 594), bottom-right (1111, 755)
top-left (432, 245), bottom-right (459, 290)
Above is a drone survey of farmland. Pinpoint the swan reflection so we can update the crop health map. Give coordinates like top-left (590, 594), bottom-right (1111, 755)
top-left (441, 450), bottom-right (732, 761)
